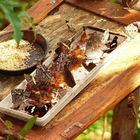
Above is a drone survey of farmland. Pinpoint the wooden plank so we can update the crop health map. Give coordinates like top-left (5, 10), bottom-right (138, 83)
top-left (65, 0), bottom-right (140, 25)
top-left (3, 0), bottom-right (63, 31)
top-left (112, 87), bottom-right (140, 140)
top-left (0, 4), bottom-right (140, 139)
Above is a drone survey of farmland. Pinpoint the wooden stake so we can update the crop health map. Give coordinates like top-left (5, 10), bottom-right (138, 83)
top-left (112, 87), bottom-right (140, 140)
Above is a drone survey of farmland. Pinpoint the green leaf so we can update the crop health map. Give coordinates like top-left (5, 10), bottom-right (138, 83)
top-left (0, 0), bottom-right (35, 45)
top-left (0, 0), bottom-right (23, 45)
top-left (20, 116), bottom-right (37, 139)
top-left (4, 120), bottom-right (13, 130)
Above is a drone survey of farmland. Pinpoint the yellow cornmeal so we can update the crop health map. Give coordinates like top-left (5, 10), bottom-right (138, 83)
top-left (0, 39), bottom-right (32, 70)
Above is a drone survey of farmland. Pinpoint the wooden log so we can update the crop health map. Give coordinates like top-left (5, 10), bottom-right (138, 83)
top-left (112, 87), bottom-right (140, 140)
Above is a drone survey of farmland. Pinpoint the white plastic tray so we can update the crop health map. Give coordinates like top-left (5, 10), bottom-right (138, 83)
top-left (0, 28), bottom-right (130, 126)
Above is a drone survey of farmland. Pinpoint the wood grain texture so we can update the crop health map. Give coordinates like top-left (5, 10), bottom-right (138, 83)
top-left (65, 0), bottom-right (140, 25)
top-left (0, 3), bottom-right (140, 140)
top-left (112, 87), bottom-right (140, 140)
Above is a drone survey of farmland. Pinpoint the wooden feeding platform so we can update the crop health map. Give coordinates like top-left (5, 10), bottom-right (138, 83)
top-left (0, 0), bottom-right (140, 139)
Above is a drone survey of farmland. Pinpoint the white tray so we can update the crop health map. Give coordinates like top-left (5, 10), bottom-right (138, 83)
top-left (0, 28), bottom-right (131, 126)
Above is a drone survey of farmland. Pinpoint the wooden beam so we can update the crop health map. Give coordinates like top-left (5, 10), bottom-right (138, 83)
top-left (65, 0), bottom-right (140, 26)
top-left (112, 87), bottom-right (140, 140)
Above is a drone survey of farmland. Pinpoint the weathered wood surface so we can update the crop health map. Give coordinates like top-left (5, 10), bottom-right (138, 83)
top-left (112, 87), bottom-right (140, 140)
top-left (0, 3), bottom-right (140, 140)
top-left (65, 0), bottom-right (140, 25)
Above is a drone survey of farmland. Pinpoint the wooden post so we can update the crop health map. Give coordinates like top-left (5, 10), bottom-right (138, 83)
top-left (112, 87), bottom-right (140, 140)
